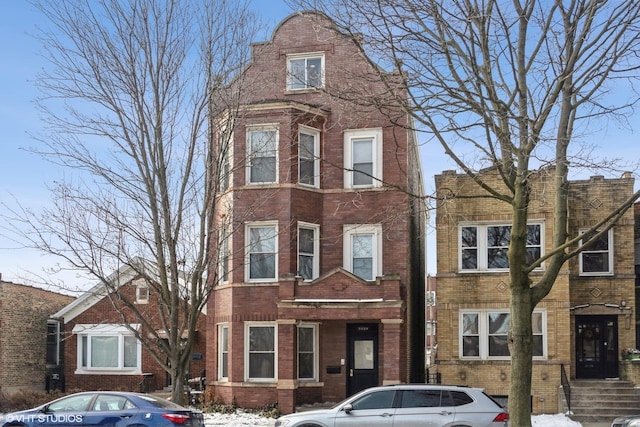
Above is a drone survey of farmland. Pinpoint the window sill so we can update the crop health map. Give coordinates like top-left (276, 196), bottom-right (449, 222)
top-left (75, 369), bottom-right (142, 375)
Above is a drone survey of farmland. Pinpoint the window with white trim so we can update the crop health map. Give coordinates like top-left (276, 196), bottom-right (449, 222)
top-left (46, 320), bottom-right (61, 366)
top-left (460, 310), bottom-right (545, 359)
top-left (298, 222), bottom-right (319, 280)
top-left (74, 324), bottom-right (141, 373)
top-left (218, 324), bottom-right (229, 381)
top-left (245, 222), bottom-right (278, 281)
top-left (245, 323), bottom-right (276, 381)
top-left (219, 224), bottom-right (231, 284)
top-left (298, 324), bottom-right (318, 381)
top-left (343, 224), bottom-right (382, 281)
top-left (298, 126), bottom-right (320, 187)
top-left (459, 222), bottom-right (543, 272)
top-left (247, 126), bottom-right (278, 184)
top-left (134, 280), bottom-right (149, 304)
top-left (579, 229), bottom-right (613, 275)
top-left (287, 53), bottom-right (324, 90)
top-left (344, 128), bottom-right (383, 188)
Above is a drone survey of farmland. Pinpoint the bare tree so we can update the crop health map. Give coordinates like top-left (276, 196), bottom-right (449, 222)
top-left (289, 0), bottom-right (640, 425)
top-left (2, 0), bottom-right (261, 403)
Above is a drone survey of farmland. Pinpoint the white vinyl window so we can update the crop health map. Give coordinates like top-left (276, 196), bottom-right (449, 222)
top-left (245, 222), bottom-right (278, 282)
top-left (298, 126), bottom-right (320, 187)
top-left (219, 224), bottom-right (231, 284)
top-left (298, 324), bottom-right (318, 381)
top-left (247, 126), bottom-right (278, 184)
top-left (579, 229), bottom-right (614, 276)
top-left (298, 222), bottom-right (320, 281)
top-left (343, 224), bottom-right (382, 281)
top-left (73, 324), bottom-right (141, 373)
top-left (245, 323), bottom-right (277, 382)
top-left (344, 128), bottom-right (383, 188)
top-left (460, 310), bottom-right (546, 359)
top-left (218, 324), bottom-right (229, 381)
top-left (459, 222), bottom-right (543, 272)
top-left (287, 53), bottom-right (324, 90)
top-left (134, 279), bottom-right (149, 304)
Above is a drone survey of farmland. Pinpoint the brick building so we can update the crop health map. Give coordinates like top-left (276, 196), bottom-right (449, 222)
top-left (205, 11), bottom-right (426, 413)
top-left (0, 279), bottom-right (74, 394)
top-left (434, 168), bottom-right (636, 414)
top-left (53, 263), bottom-right (206, 393)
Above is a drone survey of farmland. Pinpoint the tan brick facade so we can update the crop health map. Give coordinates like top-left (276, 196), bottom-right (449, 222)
top-left (0, 281), bottom-right (73, 394)
top-left (205, 12), bottom-right (426, 413)
top-left (434, 168), bottom-right (636, 414)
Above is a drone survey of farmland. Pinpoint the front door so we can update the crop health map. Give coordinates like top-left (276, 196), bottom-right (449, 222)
top-left (347, 323), bottom-right (379, 396)
top-left (576, 315), bottom-right (618, 379)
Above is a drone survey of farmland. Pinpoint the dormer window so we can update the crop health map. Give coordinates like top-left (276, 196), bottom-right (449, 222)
top-left (134, 280), bottom-right (149, 304)
top-left (287, 53), bottom-right (324, 90)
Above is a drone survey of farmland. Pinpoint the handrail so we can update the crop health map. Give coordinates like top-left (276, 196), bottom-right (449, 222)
top-left (560, 364), bottom-right (571, 414)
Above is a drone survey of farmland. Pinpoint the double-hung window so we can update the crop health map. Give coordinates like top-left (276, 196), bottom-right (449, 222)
top-left (73, 324), bottom-right (141, 373)
top-left (287, 53), bottom-right (324, 90)
top-left (247, 126), bottom-right (278, 184)
top-left (246, 222), bottom-right (278, 281)
top-left (298, 223), bottom-right (319, 280)
top-left (245, 323), bottom-right (276, 382)
top-left (343, 224), bottom-right (382, 281)
top-left (344, 128), bottom-right (383, 188)
top-left (219, 224), bottom-right (231, 284)
top-left (579, 229), bottom-right (613, 275)
top-left (460, 222), bottom-right (543, 272)
top-left (298, 126), bottom-right (320, 187)
top-left (46, 320), bottom-right (61, 366)
top-left (460, 310), bottom-right (545, 359)
top-left (298, 324), bottom-right (318, 381)
top-left (218, 324), bottom-right (229, 381)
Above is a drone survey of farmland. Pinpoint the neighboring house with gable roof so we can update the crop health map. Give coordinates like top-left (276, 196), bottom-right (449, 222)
top-left (53, 262), bottom-right (206, 393)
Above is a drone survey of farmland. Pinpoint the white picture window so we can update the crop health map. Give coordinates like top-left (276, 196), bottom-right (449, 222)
top-left (298, 222), bottom-right (320, 281)
top-left (245, 323), bottom-right (277, 382)
top-left (460, 310), bottom-right (546, 359)
top-left (73, 324), bottom-right (141, 373)
top-left (298, 126), bottom-right (320, 187)
top-left (247, 126), bottom-right (278, 184)
top-left (459, 222), bottom-right (543, 272)
top-left (287, 53), bottom-right (324, 90)
top-left (298, 324), bottom-right (318, 381)
top-left (579, 229), bottom-right (613, 275)
top-left (218, 324), bottom-right (229, 381)
top-left (245, 222), bottom-right (278, 282)
top-left (343, 224), bottom-right (382, 281)
top-left (344, 128), bottom-right (383, 188)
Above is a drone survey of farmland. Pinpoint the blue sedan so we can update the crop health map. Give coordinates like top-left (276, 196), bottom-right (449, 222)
top-left (1, 391), bottom-right (204, 427)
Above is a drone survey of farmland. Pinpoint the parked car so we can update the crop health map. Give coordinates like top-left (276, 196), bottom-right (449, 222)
top-left (0, 391), bottom-right (204, 427)
top-left (275, 384), bottom-right (509, 427)
top-left (612, 416), bottom-right (640, 427)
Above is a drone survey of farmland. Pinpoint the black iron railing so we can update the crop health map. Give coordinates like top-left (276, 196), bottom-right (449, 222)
top-left (560, 364), bottom-right (571, 414)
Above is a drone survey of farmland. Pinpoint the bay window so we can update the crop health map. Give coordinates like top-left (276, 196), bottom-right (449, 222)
top-left (73, 324), bottom-right (141, 373)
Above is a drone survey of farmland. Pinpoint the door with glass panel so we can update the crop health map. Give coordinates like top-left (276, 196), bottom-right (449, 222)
top-left (347, 324), bottom-right (379, 396)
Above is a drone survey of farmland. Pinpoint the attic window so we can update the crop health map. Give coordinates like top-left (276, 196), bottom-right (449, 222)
top-left (135, 282), bottom-right (149, 304)
top-left (287, 53), bottom-right (324, 90)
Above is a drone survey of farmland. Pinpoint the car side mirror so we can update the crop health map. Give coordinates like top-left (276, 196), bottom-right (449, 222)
top-left (343, 404), bottom-right (353, 414)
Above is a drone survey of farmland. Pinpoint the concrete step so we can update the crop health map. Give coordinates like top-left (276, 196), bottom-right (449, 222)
top-left (568, 380), bottom-right (640, 424)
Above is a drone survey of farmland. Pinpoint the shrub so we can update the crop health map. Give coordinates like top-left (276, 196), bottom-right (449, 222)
top-left (0, 389), bottom-right (67, 413)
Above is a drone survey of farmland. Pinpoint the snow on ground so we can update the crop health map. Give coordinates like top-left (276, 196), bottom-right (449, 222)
top-left (204, 411), bottom-right (584, 427)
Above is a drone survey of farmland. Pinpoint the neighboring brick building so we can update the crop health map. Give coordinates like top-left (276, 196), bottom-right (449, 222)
top-left (205, 11), bottom-right (426, 413)
top-left (53, 263), bottom-right (206, 393)
top-left (434, 168), bottom-right (636, 414)
top-left (0, 279), bottom-right (74, 394)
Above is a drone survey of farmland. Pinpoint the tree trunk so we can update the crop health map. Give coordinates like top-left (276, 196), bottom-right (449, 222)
top-left (171, 364), bottom-right (187, 405)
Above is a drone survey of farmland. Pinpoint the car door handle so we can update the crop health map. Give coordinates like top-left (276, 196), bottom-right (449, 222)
top-left (439, 411), bottom-right (453, 416)
top-left (380, 412), bottom-right (393, 417)
top-left (120, 414), bottom-right (133, 418)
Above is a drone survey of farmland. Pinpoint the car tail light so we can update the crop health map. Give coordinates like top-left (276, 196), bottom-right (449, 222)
top-left (162, 413), bottom-right (191, 424)
top-left (493, 412), bottom-right (509, 423)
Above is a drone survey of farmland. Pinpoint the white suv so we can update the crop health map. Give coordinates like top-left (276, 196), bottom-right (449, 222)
top-left (275, 384), bottom-right (509, 427)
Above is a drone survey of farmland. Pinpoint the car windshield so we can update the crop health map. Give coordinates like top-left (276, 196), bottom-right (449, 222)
top-left (137, 394), bottom-right (187, 409)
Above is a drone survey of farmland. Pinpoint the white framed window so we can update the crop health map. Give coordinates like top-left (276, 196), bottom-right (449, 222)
top-left (134, 280), bottom-right (149, 304)
top-left (298, 126), bottom-right (320, 187)
top-left (245, 222), bottom-right (278, 282)
top-left (460, 310), bottom-right (546, 360)
top-left (218, 324), bottom-right (229, 381)
top-left (247, 125), bottom-right (278, 184)
top-left (298, 222), bottom-right (320, 281)
top-left (344, 128), bottom-right (383, 188)
top-left (287, 52), bottom-right (324, 90)
top-left (219, 224), bottom-right (231, 284)
top-left (73, 324), bottom-right (141, 374)
top-left (298, 324), bottom-right (318, 381)
top-left (579, 229), bottom-right (614, 276)
top-left (459, 222), bottom-right (543, 272)
top-left (343, 224), bottom-right (382, 281)
top-left (245, 323), bottom-right (277, 382)
top-left (46, 320), bottom-right (61, 366)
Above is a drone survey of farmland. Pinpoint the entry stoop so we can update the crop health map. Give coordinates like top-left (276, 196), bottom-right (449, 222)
top-left (568, 380), bottom-right (640, 424)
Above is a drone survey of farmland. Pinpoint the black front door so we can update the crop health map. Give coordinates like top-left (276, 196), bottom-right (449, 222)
top-left (576, 315), bottom-right (618, 379)
top-left (347, 323), bottom-right (379, 396)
